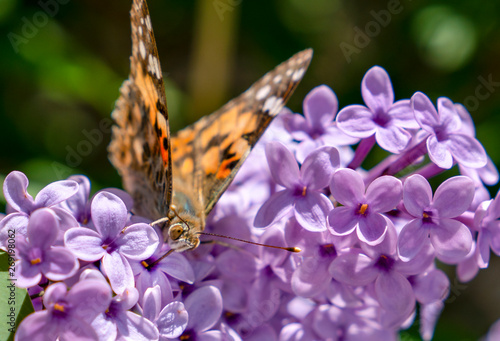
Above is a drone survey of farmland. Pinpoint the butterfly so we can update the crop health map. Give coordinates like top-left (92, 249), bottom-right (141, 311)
top-left (108, 0), bottom-right (313, 252)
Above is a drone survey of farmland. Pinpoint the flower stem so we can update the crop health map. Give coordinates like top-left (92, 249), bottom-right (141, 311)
top-left (348, 135), bottom-right (376, 170)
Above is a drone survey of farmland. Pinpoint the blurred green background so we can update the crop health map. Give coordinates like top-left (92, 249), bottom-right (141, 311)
top-left (1, 0), bottom-right (500, 339)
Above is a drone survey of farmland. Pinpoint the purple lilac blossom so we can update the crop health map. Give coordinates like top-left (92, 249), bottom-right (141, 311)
top-left (254, 141), bottom-right (339, 231)
top-left (328, 168), bottom-right (402, 245)
top-left (411, 92), bottom-right (487, 169)
top-left (15, 279), bottom-right (112, 341)
top-left (7, 65), bottom-right (500, 340)
top-left (282, 85), bottom-right (358, 163)
top-left (398, 174), bottom-right (474, 262)
top-left (15, 208), bottom-right (78, 288)
top-left (0, 170), bottom-right (79, 248)
top-left (336, 66), bottom-right (418, 155)
top-left (64, 191), bottom-right (159, 294)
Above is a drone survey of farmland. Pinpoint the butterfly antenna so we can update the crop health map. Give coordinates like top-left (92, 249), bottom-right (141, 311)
top-left (197, 232), bottom-right (301, 253)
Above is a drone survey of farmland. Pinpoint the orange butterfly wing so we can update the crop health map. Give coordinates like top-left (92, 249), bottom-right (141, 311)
top-left (108, 0), bottom-right (172, 220)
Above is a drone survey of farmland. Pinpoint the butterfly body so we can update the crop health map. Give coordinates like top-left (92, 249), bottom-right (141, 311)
top-left (109, 0), bottom-right (312, 252)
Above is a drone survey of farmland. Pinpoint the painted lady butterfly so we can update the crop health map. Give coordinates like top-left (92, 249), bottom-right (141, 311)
top-left (108, 0), bottom-right (312, 252)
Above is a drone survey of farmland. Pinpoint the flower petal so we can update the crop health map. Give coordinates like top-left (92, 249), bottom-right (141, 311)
top-left (216, 249), bottom-right (257, 281)
top-left (357, 213), bottom-right (387, 245)
top-left (0, 213), bottom-right (28, 248)
top-left (294, 192), bottom-right (332, 232)
top-left (403, 174), bottom-right (432, 218)
top-left (374, 125), bottom-right (411, 153)
top-left (375, 272), bottom-right (415, 315)
top-left (432, 176), bottom-right (474, 218)
top-left (412, 269), bottom-right (449, 304)
top-left (303, 85), bottom-right (338, 128)
top-left (336, 105), bottom-right (377, 137)
top-left (437, 97), bottom-right (461, 133)
top-left (157, 252), bottom-right (195, 283)
top-left (27, 208), bottom-right (59, 249)
top-left (291, 257), bottom-right (331, 298)
top-left (447, 134), bottom-right (487, 168)
top-left (397, 219), bottom-right (429, 261)
top-left (389, 99), bottom-right (420, 129)
top-left (66, 279), bottom-right (112, 322)
top-left (15, 311), bottom-right (56, 341)
top-left (16, 259), bottom-right (42, 288)
top-left (301, 146), bottom-right (340, 190)
top-left (366, 176), bottom-right (402, 213)
top-left (64, 227), bottom-right (105, 261)
top-left (102, 251), bottom-right (135, 295)
top-left (329, 250), bottom-right (378, 286)
top-left (118, 224), bottom-right (159, 260)
top-left (361, 66), bottom-right (394, 113)
top-left (327, 206), bottom-right (357, 236)
top-left (265, 141), bottom-right (300, 188)
top-left (330, 168), bottom-right (365, 206)
top-left (185, 286), bottom-right (223, 332)
top-left (431, 218), bottom-right (472, 263)
top-left (412, 92), bottom-right (439, 131)
top-left (3, 171), bottom-right (34, 213)
top-left (427, 136), bottom-right (454, 169)
top-left (157, 301), bottom-right (188, 339)
top-left (119, 311), bottom-right (159, 341)
top-left (42, 247), bottom-right (79, 281)
top-left (34, 179), bottom-right (79, 208)
top-left (254, 190), bottom-right (294, 228)
top-left (142, 285), bottom-right (162, 322)
top-left (91, 191), bottom-right (128, 240)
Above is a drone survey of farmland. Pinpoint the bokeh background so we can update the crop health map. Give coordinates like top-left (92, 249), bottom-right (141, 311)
top-left (1, 0), bottom-right (500, 339)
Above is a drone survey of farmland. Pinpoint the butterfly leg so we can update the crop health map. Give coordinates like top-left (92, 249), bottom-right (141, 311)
top-left (150, 216), bottom-right (170, 227)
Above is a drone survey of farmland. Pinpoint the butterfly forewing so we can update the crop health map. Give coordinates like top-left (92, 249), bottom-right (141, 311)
top-left (109, 0), bottom-right (313, 251)
top-left (108, 0), bottom-right (173, 220)
top-left (170, 49), bottom-right (313, 216)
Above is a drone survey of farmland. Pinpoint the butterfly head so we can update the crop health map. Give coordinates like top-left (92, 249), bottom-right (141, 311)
top-left (166, 214), bottom-right (202, 252)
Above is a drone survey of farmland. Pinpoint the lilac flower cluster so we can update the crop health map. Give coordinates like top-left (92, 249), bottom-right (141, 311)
top-left (2, 65), bottom-right (500, 340)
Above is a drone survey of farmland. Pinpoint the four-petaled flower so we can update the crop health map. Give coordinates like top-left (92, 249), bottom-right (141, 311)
top-left (64, 191), bottom-right (159, 294)
top-left (283, 85), bottom-right (358, 162)
top-left (336, 66), bottom-right (418, 153)
top-left (15, 279), bottom-right (112, 341)
top-left (398, 174), bottom-right (474, 262)
top-left (412, 92), bottom-right (487, 169)
top-left (254, 141), bottom-right (340, 231)
top-left (328, 168), bottom-right (402, 245)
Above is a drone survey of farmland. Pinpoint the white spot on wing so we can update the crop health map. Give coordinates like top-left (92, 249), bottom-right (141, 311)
top-left (285, 69), bottom-right (293, 77)
top-left (255, 84), bottom-right (271, 101)
top-left (138, 25), bottom-right (143, 35)
top-left (292, 68), bottom-right (305, 81)
top-left (145, 15), bottom-right (152, 31)
top-left (139, 40), bottom-right (146, 59)
top-left (273, 75), bottom-right (282, 84)
top-left (148, 54), bottom-right (161, 78)
top-left (263, 96), bottom-right (284, 116)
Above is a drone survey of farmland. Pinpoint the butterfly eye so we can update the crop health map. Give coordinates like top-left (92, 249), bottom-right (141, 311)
top-left (169, 224), bottom-right (184, 240)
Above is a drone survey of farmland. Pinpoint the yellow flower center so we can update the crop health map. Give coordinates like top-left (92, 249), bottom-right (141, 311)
top-left (53, 303), bottom-right (65, 312)
top-left (358, 203), bottom-right (368, 215)
top-left (30, 258), bottom-right (41, 265)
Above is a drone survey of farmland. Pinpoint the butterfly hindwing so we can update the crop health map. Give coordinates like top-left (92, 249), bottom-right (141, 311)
top-left (108, 0), bottom-right (172, 220)
top-left (170, 49), bottom-right (313, 216)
